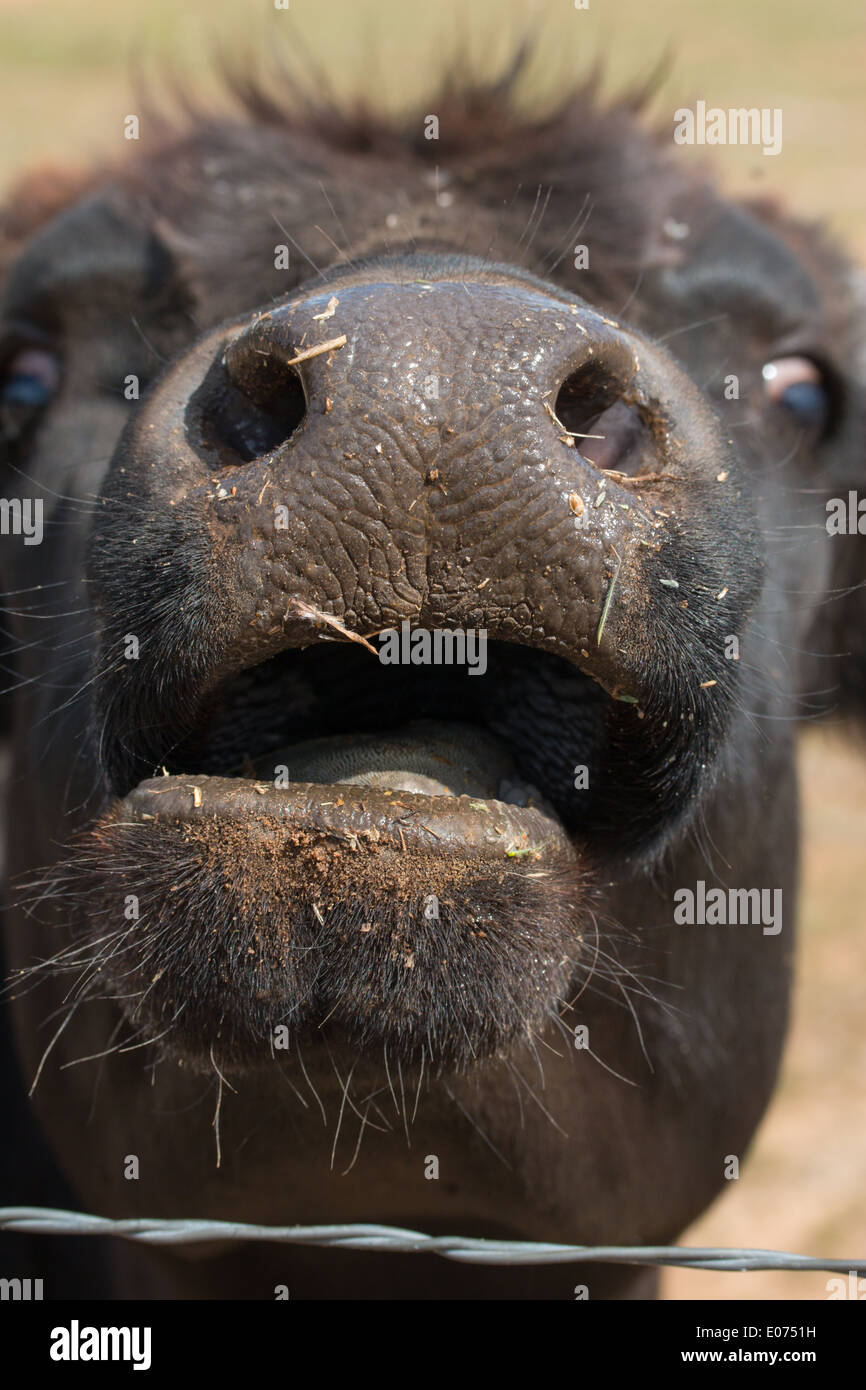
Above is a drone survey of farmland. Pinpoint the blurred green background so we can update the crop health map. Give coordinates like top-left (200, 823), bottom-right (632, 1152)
top-left (1, 0), bottom-right (864, 1301)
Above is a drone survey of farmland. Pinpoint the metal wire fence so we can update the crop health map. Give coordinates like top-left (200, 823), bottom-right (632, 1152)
top-left (2, 1205), bottom-right (864, 1274)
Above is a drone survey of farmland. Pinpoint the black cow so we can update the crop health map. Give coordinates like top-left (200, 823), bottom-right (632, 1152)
top-left (1, 56), bottom-right (863, 1299)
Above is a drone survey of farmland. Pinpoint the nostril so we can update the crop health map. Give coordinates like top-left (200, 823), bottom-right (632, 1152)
top-left (186, 344), bottom-right (307, 467)
top-left (554, 367), bottom-right (652, 477)
top-left (576, 400), bottom-right (648, 474)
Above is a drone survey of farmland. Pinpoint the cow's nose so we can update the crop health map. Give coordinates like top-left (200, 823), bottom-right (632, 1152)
top-left (106, 254), bottom-right (749, 693)
top-left (190, 264), bottom-right (649, 483)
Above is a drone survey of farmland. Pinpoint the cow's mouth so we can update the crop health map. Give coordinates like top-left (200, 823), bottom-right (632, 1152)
top-left (73, 597), bottom-right (736, 1074)
top-left (66, 621), bottom-right (732, 1072)
top-left (136, 637), bottom-right (611, 854)
top-left (66, 639), bottom-right (634, 1071)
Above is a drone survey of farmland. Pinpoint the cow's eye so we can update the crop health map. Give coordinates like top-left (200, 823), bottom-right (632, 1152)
top-left (2, 347), bottom-right (60, 406)
top-left (0, 346), bottom-right (61, 439)
top-left (762, 356), bottom-right (830, 432)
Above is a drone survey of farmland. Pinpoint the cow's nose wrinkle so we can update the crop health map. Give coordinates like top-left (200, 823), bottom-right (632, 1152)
top-left (185, 344), bottom-right (307, 467)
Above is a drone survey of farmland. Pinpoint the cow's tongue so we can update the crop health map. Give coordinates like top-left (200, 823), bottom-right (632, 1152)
top-left (254, 719), bottom-right (534, 803)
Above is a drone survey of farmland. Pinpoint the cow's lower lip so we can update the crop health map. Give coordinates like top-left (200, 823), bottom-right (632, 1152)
top-left (126, 718), bottom-right (575, 865)
top-left (125, 772), bottom-right (574, 868)
top-left (71, 760), bottom-right (585, 1073)
top-left (84, 749), bottom-right (584, 1072)
top-left (76, 672), bottom-right (598, 1071)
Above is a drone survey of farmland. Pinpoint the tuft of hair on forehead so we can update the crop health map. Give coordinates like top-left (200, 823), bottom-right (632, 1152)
top-left (215, 39), bottom-right (669, 156)
top-left (86, 41), bottom-right (696, 318)
top-left (4, 41), bottom-right (853, 342)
